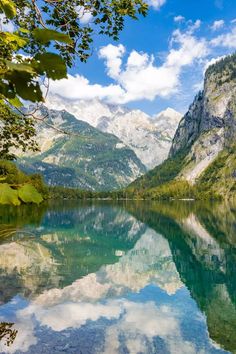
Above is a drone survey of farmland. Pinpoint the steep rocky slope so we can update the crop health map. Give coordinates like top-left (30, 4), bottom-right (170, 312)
top-left (46, 95), bottom-right (182, 169)
top-left (18, 107), bottom-right (146, 191)
top-left (170, 54), bottom-right (236, 183)
top-left (129, 54), bottom-right (236, 198)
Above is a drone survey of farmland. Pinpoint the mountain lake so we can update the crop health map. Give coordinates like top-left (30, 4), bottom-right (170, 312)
top-left (0, 200), bottom-right (235, 354)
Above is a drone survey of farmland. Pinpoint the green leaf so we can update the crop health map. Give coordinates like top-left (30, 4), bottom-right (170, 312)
top-left (0, 183), bottom-right (20, 205)
top-left (33, 28), bottom-right (73, 45)
top-left (8, 96), bottom-right (23, 107)
top-left (6, 61), bottom-right (36, 74)
top-left (0, 0), bottom-right (16, 19)
top-left (0, 80), bottom-right (15, 98)
top-left (6, 71), bottom-right (44, 102)
top-left (0, 32), bottom-right (28, 49)
top-left (33, 53), bottom-right (67, 80)
top-left (18, 184), bottom-right (43, 204)
top-left (19, 27), bottom-right (30, 34)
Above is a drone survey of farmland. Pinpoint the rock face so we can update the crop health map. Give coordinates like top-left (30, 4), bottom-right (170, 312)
top-left (98, 107), bottom-right (182, 170)
top-left (18, 107), bottom-right (146, 191)
top-left (170, 54), bottom-right (236, 183)
top-left (46, 95), bottom-right (182, 170)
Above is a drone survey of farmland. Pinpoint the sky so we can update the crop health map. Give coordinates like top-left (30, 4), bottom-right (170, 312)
top-left (49, 0), bottom-right (236, 115)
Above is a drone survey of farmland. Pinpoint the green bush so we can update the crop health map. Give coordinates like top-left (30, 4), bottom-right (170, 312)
top-left (0, 160), bottom-right (47, 205)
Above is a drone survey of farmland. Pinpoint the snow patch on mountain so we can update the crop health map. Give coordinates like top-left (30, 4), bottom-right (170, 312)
top-left (46, 95), bottom-right (182, 169)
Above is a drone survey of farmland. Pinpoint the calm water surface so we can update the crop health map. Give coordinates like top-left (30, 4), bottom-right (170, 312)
top-left (0, 201), bottom-right (235, 354)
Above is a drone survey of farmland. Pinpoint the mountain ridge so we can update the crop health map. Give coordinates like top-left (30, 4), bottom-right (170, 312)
top-left (46, 95), bottom-right (182, 169)
top-left (128, 53), bottom-right (236, 199)
top-left (18, 107), bottom-right (147, 191)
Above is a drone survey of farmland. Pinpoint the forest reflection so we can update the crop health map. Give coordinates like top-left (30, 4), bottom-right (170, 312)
top-left (0, 200), bottom-right (235, 353)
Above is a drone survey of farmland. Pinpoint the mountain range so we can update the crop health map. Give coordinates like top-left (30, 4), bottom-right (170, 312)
top-left (18, 108), bottom-right (146, 191)
top-left (18, 53), bottom-right (236, 197)
top-left (46, 95), bottom-right (182, 169)
top-left (18, 100), bottom-right (182, 190)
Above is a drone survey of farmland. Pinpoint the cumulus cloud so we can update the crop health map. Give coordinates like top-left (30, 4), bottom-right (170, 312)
top-left (49, 74), bottom-right (125, 102)
top-left (188, 19), bottom-right (201, 33)
top-left (146, 0), bottom-right (166, 10)
top-left (99, 44), bottom-right (125, 78)
top-left (211, 26), bottom-right (236, 48)
top-left (76, 6), bottom-right (93, 24)
top-left (211, 19), bottom-right (225, 31)
top-left (11, 296), bottom-right (203, 354)
top-left (50, 22), bottom-right (208, 105)
top-left (174, 15), bottom-right (185, 23)
top-left (17, 299), bottom-right (206, 354)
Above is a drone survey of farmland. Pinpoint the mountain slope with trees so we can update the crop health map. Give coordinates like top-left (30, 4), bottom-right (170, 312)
top-left (128, 54), bottom-right (236, 200)
top-left (18, 107), bottom-right (146, 191)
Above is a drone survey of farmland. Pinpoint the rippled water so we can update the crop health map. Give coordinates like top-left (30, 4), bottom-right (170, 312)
top-left (0, 201), bottom-right (235, 354)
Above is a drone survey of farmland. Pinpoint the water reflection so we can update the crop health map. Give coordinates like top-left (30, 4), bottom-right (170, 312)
top-left (0, 323), bottom-right (17, 348)
top-left (0, 201), bottom-right (235, 353)
top-left (128, 201), bottom-right (236, 353)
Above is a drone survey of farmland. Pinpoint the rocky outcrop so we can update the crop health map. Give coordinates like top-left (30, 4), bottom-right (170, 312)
top-left (169, 54), bottom-right (236, 183)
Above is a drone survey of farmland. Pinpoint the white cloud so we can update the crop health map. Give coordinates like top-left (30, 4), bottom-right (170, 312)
top-left (174, 15), bottom-right (185, 23)
top-left (16, 299), bottom-right (203, 354)
top-left (231, 19), bottom-right (236, 24)
top-left (76, 6), bottom-right (93, 24)
top-left (0, 14), bottom-right (14, 32)
top-left (188, 19), bottom-right (201, 33)
top-left (211, 26), bottom-right (236, 48)
top-left (147, 0), bottom-right (166, 10)
top-left (50, 23), bottom-right (208, 105)
top-left (33, 301), bottom-right (121, 331)
top-left (99, 44), bottom-right (125, 78)
top-left (211, 20), bottom-right (225, 31)
top-left (49, 74), bottom-right (125, 102)
top-left (166, 29), bottom-right (208, 67)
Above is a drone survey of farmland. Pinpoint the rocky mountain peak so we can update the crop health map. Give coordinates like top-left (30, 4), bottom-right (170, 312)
top-left (46, 94), bottom-right (182, 169)
top-left (169, 53), bottom-right (236, 183)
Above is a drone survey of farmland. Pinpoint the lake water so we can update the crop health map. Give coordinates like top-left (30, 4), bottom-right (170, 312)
top-left (0, 200), bottom-right (235, 354)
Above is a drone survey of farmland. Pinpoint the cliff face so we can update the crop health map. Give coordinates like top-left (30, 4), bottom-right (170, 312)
top-left (169, 54), bottom-right (236, 183)
top-left (129, 54), bottom-right (236, 198)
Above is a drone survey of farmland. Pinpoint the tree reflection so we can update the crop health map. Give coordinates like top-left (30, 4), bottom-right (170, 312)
top-left (127, 200), bottom-right (236, 353)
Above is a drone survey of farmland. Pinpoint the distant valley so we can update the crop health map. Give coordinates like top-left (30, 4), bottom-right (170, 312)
top-left (18, 101), bottom-right (181, 190)
top-left (46, 96), bottom-right (182, 169)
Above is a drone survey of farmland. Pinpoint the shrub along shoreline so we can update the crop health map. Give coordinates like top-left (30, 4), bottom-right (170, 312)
top-left (0, 160), bottom-right (48, 205)
top-left (1, 160), bottom-right (234, 206)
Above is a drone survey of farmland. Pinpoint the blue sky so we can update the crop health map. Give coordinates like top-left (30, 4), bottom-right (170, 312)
top-left (50, 0), bottom-right (236, 115)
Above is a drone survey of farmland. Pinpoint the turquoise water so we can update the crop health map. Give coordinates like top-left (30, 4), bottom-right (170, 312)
top-left (0, 201), bottom-right (235, 353)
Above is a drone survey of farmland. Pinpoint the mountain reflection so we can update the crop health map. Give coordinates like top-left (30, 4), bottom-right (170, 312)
top-left (128, 201), bottom-right (236, 353)
top-left (0, 201), bottom-right (235, 353)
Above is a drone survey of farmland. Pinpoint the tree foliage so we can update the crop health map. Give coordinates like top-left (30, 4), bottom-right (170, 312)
top-left (0, 102), bottom-right (38, 159)
top-left (0, 160), bottom-right (46, 204)
top-left (0, 0), bottom-right (148, 159)
top-left (0, 0), bottom-right (149, 104)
